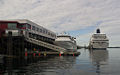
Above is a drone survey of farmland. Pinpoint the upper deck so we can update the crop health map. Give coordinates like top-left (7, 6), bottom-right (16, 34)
top-left (91, 33), bottom-right (109, 41)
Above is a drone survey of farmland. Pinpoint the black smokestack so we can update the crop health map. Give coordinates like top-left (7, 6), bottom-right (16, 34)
top-left (96, 28), bottom-right (100, 33)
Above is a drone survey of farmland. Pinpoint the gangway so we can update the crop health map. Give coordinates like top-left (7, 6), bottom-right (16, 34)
top-left (25, 37), bottom-right (66, 53)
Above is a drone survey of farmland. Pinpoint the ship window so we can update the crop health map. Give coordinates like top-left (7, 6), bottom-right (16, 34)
top-left (32, 26), bottom-right (35, 30)
top-left (40, 29), bottom-right (42, 32)
top-left (44, 30), bottom-right (46, 33)
top-left (37, 27), bottom-right (39, 31)
top-left (8, 23), bottom-right (17, 29)
top-left (48, 32), bottom-right (50, 35)
top-left (46, 30), bottom-right (48, 34)
top-left (51, 34), bottom-right (53, 37)
top-left (27, 24), bottom-right (31, 29)
top-left (54, 34), bottom-right (56, 37)
top-left (17, 24), bottom-right (26, 28)
top-left (43, 29), bottom-right (45, 33)
top-left (104, 36), bottom-right (106, 38)
top-left (44, 30), bottom-right (47, 34)
top-left (44, 30), bottom-right (46, 34)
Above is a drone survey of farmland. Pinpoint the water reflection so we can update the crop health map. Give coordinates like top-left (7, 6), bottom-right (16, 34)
top-left (0, 56), bottom-right (77, 75)
top-left (1, 49), bottom-right (120, 75)
top-left (89, 49), bottom-right (109, 75)
top-left (25, 56), bottom-right (76, 75)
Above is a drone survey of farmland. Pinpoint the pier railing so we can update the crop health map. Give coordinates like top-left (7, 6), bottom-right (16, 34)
top-left (25, 37), bottom-right (66, 53)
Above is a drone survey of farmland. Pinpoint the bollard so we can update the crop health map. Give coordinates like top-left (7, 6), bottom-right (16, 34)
top-left (59, 51), bottom-right (63, 56)
top-left (73, 53), bottom-right (74, 56)
top-left (25, 52), bottom-right (27, 56)
top-left (25, 48), bottom-right (27, 56)
top-left (33, 53), bottom-right (36, 57)
top-left (59, 53), bottom-right (61, 56)
top-left (39, 53), bottom-right (41, 56)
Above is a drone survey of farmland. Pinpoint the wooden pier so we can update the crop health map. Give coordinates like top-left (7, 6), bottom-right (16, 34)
top-left (0, 19), bottom-right (80, 57)
top-left (25, 51), bottom-right (80, 56)
top-left (0, 36), bottom-right (80, 57)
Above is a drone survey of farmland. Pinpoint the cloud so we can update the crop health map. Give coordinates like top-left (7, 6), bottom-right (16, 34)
top-left (0, 0), bottom-right (120, 46)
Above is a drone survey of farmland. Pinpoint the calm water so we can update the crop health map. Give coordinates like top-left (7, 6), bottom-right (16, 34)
top-left (0, 48), bottom-right (120, 75)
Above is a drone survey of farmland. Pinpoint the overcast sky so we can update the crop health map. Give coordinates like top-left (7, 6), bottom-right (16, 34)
top-left (0, 0), bottom-right (120, 46)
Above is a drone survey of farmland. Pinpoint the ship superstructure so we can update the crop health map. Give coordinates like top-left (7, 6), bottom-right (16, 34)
top-left (89, 29), bottom-right (109, 49)
top-left (54, 33), bottom-right (77, 51)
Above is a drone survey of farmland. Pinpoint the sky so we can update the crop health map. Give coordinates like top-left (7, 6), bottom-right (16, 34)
top-left (0, 0), bottom-right (120, 46)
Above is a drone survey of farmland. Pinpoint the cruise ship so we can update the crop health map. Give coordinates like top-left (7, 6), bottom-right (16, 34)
top-left (54, 33), bottom-right (77, 51)
top-left (89, 29), bottom-right (109, 49)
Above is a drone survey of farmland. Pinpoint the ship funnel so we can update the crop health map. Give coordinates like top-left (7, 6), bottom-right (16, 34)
top-left (96, 29), bottom-right (100, 33)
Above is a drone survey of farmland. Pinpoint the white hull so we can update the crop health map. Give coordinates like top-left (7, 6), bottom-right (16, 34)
top-left (54, 41), bottom-right (77, 51)
top-left (90, 41), bottom-right (109, 49)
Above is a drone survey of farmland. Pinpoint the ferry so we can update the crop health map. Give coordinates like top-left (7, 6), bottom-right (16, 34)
top-left (89, 29), bottom-right (109, 50)
top-left (54, 33), bottom-right (77, 51)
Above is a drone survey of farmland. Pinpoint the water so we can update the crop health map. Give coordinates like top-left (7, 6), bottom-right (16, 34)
top-left (0, 48), bottom-right (120, 75)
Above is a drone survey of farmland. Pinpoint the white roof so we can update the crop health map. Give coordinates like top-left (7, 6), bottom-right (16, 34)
top-left (0, 19), bottom-right (55, 34)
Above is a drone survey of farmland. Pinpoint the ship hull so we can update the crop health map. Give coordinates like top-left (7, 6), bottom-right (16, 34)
top-left (89, 42), bottom-right (109, 50)
top-left (54, 41), bottom-right (77, 51)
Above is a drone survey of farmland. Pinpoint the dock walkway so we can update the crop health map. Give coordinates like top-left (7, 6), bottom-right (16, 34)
top-left (25, 37), bottom-right (66, 53)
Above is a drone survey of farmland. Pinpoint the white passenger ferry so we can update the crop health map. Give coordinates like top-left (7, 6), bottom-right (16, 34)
top-left (54, 33), bottom-right (77, 51)
top-left (89, 29), bottom-right (109, 49)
